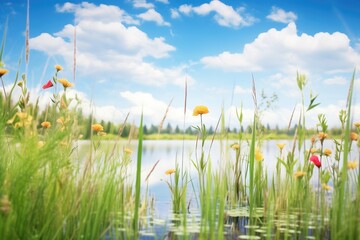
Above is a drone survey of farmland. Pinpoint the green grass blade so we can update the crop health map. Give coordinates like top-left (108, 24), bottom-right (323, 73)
top-left (133, 112), bottom-right (143, 236)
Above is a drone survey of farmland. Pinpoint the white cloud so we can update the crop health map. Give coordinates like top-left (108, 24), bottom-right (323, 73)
top-left (56, 2), bottom-right (139, 25)
top-left (178, 0), bottom-right (255, 28)
top-left (120, 91), bottom-right (186, 125)
top-left (138, 9), bottom-right (170, 26)
top-left (131, 0), bottom-right (154, 9)
top-left (201, 22), bottom-right (360, 74)
top-left (267, 6), bottom-right (297, 24)
top-left (224, 102), bottom-right (360, 129)
top-left (323, 76), bottom-right (347, 85)
top-left (170, 8), bottom-right (180, 19)
top-left (29, 2), bottom-right (191, 87)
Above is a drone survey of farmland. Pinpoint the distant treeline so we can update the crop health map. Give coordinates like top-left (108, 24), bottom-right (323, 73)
top-left (22, 104), bottom-right (344, 139)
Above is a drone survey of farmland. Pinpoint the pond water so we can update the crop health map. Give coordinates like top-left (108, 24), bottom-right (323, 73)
top-left (78, 139), bottom-right (350, 215)
top-left (77, 139), bottom-right (357, 239)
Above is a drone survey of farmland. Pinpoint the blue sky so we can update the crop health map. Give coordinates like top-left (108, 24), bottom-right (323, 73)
top-left (1, 0), bottom-right (360, 129)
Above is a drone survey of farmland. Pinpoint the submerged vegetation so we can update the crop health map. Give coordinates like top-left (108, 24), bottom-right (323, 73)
top-left (1, 17), bottom-right (360, 240)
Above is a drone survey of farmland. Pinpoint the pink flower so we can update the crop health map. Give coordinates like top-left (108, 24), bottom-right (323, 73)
top-left (310, 155), bottom-right (321, 168)
top-left (42, 80), bottom-right (54, 89)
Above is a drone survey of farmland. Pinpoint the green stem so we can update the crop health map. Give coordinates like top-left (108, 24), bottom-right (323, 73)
top-left (133, 113), bottom-right (143, 236)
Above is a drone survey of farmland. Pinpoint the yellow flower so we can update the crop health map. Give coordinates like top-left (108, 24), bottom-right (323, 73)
top-left (310, 148), bottom-right (317, 154)
top-left (276, 143), bottom-right (285, 150)
top-left (255, 149), bottom-right (264, 161)
top-left (350, 132), bottom-right (358, 141)
top-left (165, 169), bottom-right (176, 175)
top-left (124, 148), bottom-right (133, 155)
top-left (347, 161), bottom-right (358, 170)
top-left (193, 105), bottom-right (209, 116)
top-left (37, 141), bottom-right (45, 148)
top-left (0, 68), bottom-right (9, 77)
top-left (55, 64), bottom-right (63, 72)
top-left (318, 132), bottom-right (327, 141)
top-left (322, 184), bottom-right (332, 191)
top-left (231, 143), bottom-right (240, 150)
top-left (41, 121), bottom-right (51, 129)
top-left (58, 78), bottom-right (74, 88)
top-left (354, 122), bottom-right (360, 128)
top-left (294, 171), bottom-right (306, 179)
top-left (57, 117), bottom-right (65, 125)
top-left (92, 124), bottom-right (104, 132)
top-left (323, 148), bottom-right (332, 157)
top-left (13, 112), bottom-right (33, 128)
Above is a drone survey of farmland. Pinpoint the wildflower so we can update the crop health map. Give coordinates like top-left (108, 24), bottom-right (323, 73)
top-left (310, 155), bottom-right (321, 168)
top-left (124, 148), bottom-right (133, 155)
top-left (55, 64), bottom-right (63, 72)
top-left (350, 132), bottom-right (358, 141)
top-left (294, 171), bottom-right (306, 179)
top-left (323, 148), bottom-right (332, 157)
top-left (255, 149), bottom-right (264, 161)
top-left (41, 121), bottom-right (51, 129)
top-left (193, 105), bottom-right (209, 116)
top-left (0, 68), bottom-right (8, 77)
top-left (322, 184), bottom-right (332, 191)
top-left (165, 169), bottom-right (176, 175)
top-left (310, 148), bottom-right (317, 154)
top-left (42, 80), bottom-right (54, 89)
top-left (310, 136), bottom-right (316, 144)
top-left (0, 195), bottom-right (11, 216)
top-left (12, 112), bottom-right (33, 128)
top-left (276, 143), bottom-right (286, 150)
top-left (318, 132), bottom-right (327, 141)
top-left (347, 161), bottom-right (358, 170)
top-left (231, 143), bottom-right (240, 150)
top-left (57, 117), bottom-right (65, 125)
top-left (37, 141), bottom-right (45, 148)
top-left (58, 78), bottom-right (74, 88)
top-left (354, 122), bottom-right (360, 128)
top-left (91, 124), bottom-right (104, 132)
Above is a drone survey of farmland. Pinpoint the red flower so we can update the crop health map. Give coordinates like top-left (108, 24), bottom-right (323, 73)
top-left (310, 155), bottom-right (321, 168)
top-left (42, 80), bottom-right (54, 89)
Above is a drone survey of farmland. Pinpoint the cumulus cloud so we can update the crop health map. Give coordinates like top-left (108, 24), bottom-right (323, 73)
top-left (177, 0), bottom-right (255, 28)
top-left (224, 102), bottom-right (360, 129)
top-left (138, 9), bottom-right (170, 26)
top-left (56, 2), bottom-right (139, 25)
top-left (201, 22), bottom-right (360, 75)
top-left (29, 2), bottom-right (192, 87)
top-left (267, 6), bottom-right (297, 24)
top-left (120, 91), bottom-right (187, 125)
top-left (131, 0), bottom-right (154, 9)
top-left (170, 8), bottom-right (180, 19)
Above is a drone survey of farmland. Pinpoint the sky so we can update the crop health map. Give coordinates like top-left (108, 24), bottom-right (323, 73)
top-left (1, 0), bottom-right (360, 130)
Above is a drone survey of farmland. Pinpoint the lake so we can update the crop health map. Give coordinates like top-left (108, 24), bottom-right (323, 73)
top-left (77, 138), bottom-right (345, 219)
